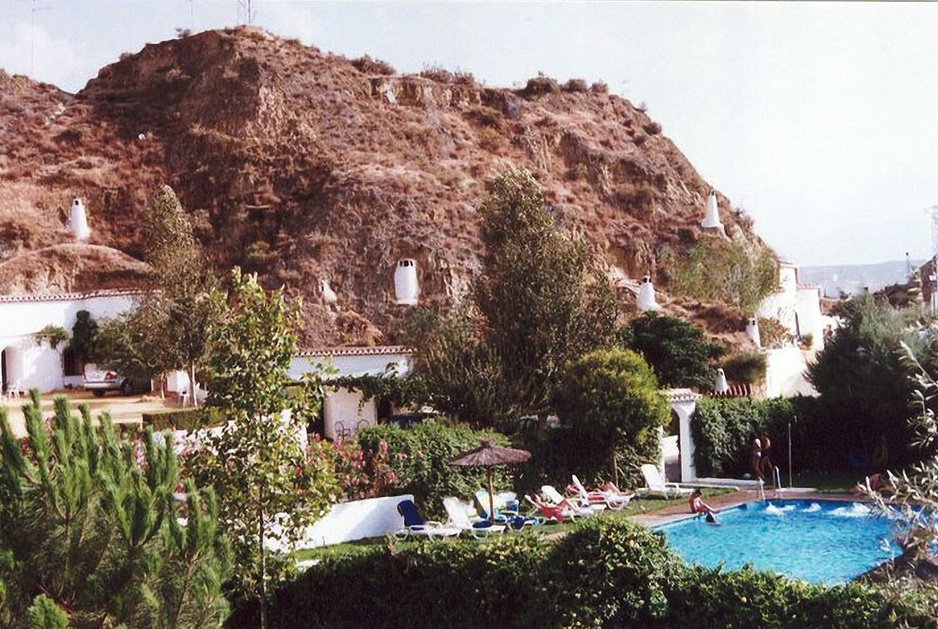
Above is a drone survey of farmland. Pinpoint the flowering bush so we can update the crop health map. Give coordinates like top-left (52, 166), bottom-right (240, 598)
top-left (309, 435), bottom-right (398, 502)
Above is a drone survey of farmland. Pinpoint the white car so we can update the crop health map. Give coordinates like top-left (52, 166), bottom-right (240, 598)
top-left (82, 367), bottom-right (147, 397)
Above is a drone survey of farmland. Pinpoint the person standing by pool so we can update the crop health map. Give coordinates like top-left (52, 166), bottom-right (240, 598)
top-left (760, 431), bottom-right (773, 481)
top-left (750, 433), bottom-right (763, 481)
top-left (688, 489), bottom-right (719, 523)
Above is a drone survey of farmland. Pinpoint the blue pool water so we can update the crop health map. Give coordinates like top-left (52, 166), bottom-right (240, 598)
top-left (656, 500), bottom-right (898, 585)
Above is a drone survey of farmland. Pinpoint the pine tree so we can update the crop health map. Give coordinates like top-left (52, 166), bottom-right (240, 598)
top-left (0, 391), bottom-right (231, 628)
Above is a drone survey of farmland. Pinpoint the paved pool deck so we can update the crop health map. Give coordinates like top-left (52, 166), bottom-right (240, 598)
top-left (629, 488), bottom-right (863, 527)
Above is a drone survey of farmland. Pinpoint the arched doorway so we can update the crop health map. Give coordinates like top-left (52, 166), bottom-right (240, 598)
top-left (663, 410), bottom-right (681, 482)
top-left (664, 388), bottom-right (702, 483)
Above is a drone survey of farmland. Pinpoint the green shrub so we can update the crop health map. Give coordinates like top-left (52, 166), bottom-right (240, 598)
top-left (720, 350), bottom-right (767, 385)
top-left (356, 422), bottom-right (512, 517)
top-left (234, 520), bottom-right (680, 629)
top-left (692, 397), bottom-right (794, 477)
top-left (666, 566), bottom-right (901, 628)
top-left (230, 517), bottom-right (936, 629)
top-left (550, 519), bottom-right (682, 628)
top-left (663, 234), bottom-right (779, 313)
top-left (142, 406), bottom-right (226, 431)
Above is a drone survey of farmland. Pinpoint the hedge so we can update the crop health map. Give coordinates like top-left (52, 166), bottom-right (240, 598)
top-left (141, 407), bottom-right (226, 431)
top-left (228, 519), bottom-right (932, 628)
top-left (692, 396), bottom-right (884, 477)
top-left (355, 422), bottom-right (514, 519)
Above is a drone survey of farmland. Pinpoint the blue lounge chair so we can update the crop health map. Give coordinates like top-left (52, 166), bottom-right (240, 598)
top-left (395, 499), bottom-right (460, 540)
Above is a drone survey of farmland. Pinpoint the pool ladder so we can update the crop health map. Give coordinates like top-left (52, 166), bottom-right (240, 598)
top-left (759, 466), bottom-right (783, 501)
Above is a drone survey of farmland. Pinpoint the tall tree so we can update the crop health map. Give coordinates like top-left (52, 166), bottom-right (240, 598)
top-left (193, 269), bottom-right (337, 629)
top-left (556, 348), bottom-right (669, 486)
top-left (619, 312), bottom-right (726, 390)
top-left (138, 185), bottom-right (220, 405)
top-left (69, 310), bottom-right (98, 367)
top-left (808, 292), bottom-right (930, 468)
top-left (0, 392), bottom-right (231, 627)
top-left (474, 166), bottom-right (617, 418)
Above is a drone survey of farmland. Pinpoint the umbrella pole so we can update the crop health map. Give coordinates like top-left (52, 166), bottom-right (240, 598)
top-left (488, 470), bottom-right (495, 524)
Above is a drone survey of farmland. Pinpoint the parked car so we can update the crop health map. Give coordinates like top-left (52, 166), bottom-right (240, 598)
top-left (83, 367), bottom-right (151, 397)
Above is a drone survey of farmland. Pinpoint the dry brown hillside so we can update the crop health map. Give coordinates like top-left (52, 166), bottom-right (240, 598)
top-left (0, 26), bottom-right (771, 346)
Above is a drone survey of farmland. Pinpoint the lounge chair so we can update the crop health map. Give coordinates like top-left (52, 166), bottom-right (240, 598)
top-left (541, 484), bottom-right (601, 515)
top-left (525, 494), bottom-right (578, 524)
top-left (570, 475), bottom-right (633, 511)
top-left (442, 497), bottom-right (505, 537)
top-left (636, 464), bottom-right (692, 499)
top-left (395, 499), bottom-right (461, 540)
top-left (474, 490), bottom-right (540, 529)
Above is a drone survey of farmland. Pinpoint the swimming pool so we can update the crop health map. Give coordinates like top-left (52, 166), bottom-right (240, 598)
top-left (656, 499), bottom-right (898, 585)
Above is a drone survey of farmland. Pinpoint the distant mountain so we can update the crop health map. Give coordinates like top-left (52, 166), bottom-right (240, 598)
top-left (799, 260), bottom-right (923, 298)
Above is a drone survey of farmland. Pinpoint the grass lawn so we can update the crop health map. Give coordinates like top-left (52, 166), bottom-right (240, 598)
top-left (294, 488), bottom-right (732, 563)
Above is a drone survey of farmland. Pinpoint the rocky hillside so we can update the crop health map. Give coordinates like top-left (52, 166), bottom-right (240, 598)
top-left (0, 26), bottom-right (772, 346)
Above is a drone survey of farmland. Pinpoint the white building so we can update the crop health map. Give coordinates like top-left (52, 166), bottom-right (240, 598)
top-left (289, 346), bottom-right (413, 441)
top-left (756, 261), bottom-right (825, 350)
top-left (756, 261), bottom-right (829, 398)
top-left (0, 290), bottom-right (141, 394)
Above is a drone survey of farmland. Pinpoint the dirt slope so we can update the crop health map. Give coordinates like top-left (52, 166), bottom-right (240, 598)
top-left (0, 26), bottom-right (770, 346)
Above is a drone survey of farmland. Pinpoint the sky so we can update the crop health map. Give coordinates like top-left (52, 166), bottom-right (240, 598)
top-left (1, 1), bottom-right (936, 268)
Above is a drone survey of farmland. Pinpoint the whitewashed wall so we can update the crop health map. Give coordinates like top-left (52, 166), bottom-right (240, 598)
top-left (288, 352), bottom-right (410, 381)
top-left (322, 387), bottom-right (377, 441)
top-left (0, 293), bottom-right (138, 392)
top-left (299, 494), bottom-right (413, 548)
top-left (796, 286), bottom-right (825, 351)
top-left (764, 347), bottom-right (815, 398)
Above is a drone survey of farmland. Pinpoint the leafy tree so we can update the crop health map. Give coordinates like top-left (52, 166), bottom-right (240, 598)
top-left (864, 345), bottom-right (938, 614)
top-left (808, 293), bottom-right (931, 469)
top-left (399, 166), bottom-right (617, 426)
top-left (0, 392), bottom-right (231, 627)
top-left (619, 312), bottom-right (726, 390)
top-left (137, 185), bottom-right (220, 406)
top-left (69, 310), bottom-right (99, 366)
top-left (476, 167), bottom-right (618, 418)
top-left (394, 305), bottom-right (505, 427)
top-left (95, 310), bottom-right (175, 395)
top-left (192, 269), bottom-right (337, 629)
top-left (556, 348), bottom-right (669, 486)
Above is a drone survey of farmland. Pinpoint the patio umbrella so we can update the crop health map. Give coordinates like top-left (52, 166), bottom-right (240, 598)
top-left (448, 438), bottom-right (531, 523)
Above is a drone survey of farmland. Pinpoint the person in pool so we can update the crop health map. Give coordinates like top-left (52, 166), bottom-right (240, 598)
top-left (688, 489), bottom-right (720, 523)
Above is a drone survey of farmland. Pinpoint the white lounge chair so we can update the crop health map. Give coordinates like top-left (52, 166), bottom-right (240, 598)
top-left (570, 475), bottom-right (633, 511)
top-left (636, 464), bottom-right (692, 499)
top-left (442, 497), bottom-right (505, 537)
top-left (540, 484), bottom-right (601, 516)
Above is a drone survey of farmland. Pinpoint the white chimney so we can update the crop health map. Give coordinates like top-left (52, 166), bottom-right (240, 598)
top-left (746, 317), bottom-right (761, 348)
top-left (637, 275), bottom-right (659, 311)
top-left (714, 368), bottom-right (729, 393)
top-left (69, 198), bottom-right (91, 241)
top-left (394, 259), bottom-right (419, 306)
top-left (701, 191), bottom-right (722, 229)
top-left (320, 279), bottom-right (338, 304)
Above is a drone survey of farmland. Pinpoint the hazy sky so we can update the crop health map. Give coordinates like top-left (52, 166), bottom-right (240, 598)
top-left (1, 1), bottom-right (936, 267)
